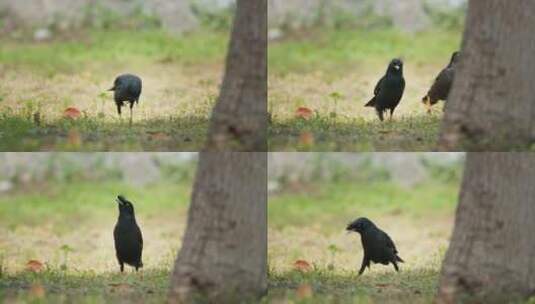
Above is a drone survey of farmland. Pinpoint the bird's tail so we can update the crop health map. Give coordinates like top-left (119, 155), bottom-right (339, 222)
top-left (396, 255), bottom-right (404, 263)
top-left (365, 97), bottom-right (376, 107)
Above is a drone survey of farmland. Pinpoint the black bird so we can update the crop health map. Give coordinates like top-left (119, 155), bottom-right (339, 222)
top-left (108, 74), bottom-right (142, 125)
top-left (346, 217), bottom-right (404, 275)
top-left (422, 51), bottom-right (460, 113)
top-left (113, 195), bottom-right (143, 272)
top-left (365, 59), bottom-right (405, 121)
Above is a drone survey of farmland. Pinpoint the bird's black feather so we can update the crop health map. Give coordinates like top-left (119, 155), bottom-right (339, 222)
top-left (422, 51), bottom-right (459, 109)
top-left (347, 217), bottom-right (403, 275)
top-left (109, 74), bottom-right (142, 123)
top-left (113, 195), bottom-right (143, 272)
top-left (365, 59), bottom-right (405, 121)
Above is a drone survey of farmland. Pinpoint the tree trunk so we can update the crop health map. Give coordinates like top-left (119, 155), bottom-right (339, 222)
top-left (438, 1), bottom-right (535, 151)
top-left (168, 152), bottom-right (267, 303)
top-left (436, 153), bottom-right (535, 303)
top-left (206, 0), bottom-right (267, 151)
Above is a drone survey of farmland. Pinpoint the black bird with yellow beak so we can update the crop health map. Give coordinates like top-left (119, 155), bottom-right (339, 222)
top-left (365, 59), bottom-right (406, 121)
top-left (113, 195), bottom-right (143, 272)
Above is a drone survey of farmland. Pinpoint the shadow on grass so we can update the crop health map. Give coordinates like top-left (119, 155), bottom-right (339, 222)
top-left (0, 115), bottom-right (209, 151)
top-left (267, 267), bottom-right (439, 304)
top-left (269, 114), bottom-right (442, 151)
top-left (0, 268), bottom-right (170, 303)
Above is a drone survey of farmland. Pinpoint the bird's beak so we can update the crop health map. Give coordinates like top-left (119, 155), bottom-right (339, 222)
top-left (116, 198), bottom-right (124, 205)
top-left (108, 86), bottom-right (115, 91)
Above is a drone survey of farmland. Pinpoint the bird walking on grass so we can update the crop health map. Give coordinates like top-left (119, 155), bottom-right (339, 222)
top-left (365, 59), bottom-right (405, 121)
top-left (422, 51), bottom-right (460, 113)
top-left (346, 217), bottom-right (404, 275)
top-left (109, 74), bottom-right (142, 125)
top-left (113, 195), bottom-right (143, 272)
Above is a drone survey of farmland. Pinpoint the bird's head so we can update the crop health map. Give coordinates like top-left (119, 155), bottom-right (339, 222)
top-left (108, 77), bottom-right (121, 91)
top-left (449, 51), bottom-right (460, 67)
top-left (116, 195), bottom-right (135, 217)
top-left (346, 217), bottom-right (375, 234)
top-left (388, 58), bottom-right (403, 74)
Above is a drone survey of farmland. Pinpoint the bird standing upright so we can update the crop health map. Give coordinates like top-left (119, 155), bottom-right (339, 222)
top-left (422, 51), bottom-right (460, 113)
top-left (113, 195), bottom-right (143, 272)
top-left (109, 74), bottom-right (142, 125)
top-left (365, 59), bottom-right (405, 121)
top-left (346, 217), bottom-right (404, 275)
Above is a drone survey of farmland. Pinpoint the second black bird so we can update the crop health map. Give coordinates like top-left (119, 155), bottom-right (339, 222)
top-left (113, 195), bottom-right (143, 272)
top-left (346, 217), bottom-right (403, 275)
top-left (365, 59), bottom-right (405, 121)
top-left (422, 51), bottom-right (460, 113)
top-left (109, 74), bottom-right (142, 125)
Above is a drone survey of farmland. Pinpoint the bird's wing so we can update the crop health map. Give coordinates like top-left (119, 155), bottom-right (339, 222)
top-left (383, 231), bottom-right (398, 254)
top-left (135, 224), bottom-right (143, 250)
top-left (374, 75), bottom-right (385, 96)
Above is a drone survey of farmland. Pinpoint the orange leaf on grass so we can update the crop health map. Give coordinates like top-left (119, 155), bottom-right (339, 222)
top-left (293, 259), bottom-right (312, 272)
top-left (26, 260), bottom-right (44, 272)
top-left (295, 107), bottom-right (313, 120)
top-left (63, 107), bottom-right (81, 119)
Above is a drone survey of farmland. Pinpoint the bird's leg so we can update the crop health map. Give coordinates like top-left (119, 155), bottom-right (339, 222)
top-left (129, 103), bottom-right (134, 127)
top-left (358, 256), bottom-right (369, 276)
top-left (424, 97), bottom-right (432, 114)
top-left (120, 263), bottom-right (124, 273)
top-left (392, 261), bottom-right (399, 272)
top-left (389, 109), bottom-right (394, 121)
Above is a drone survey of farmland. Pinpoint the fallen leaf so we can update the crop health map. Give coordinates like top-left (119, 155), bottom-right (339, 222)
top-left (299, 132), bottom-right (315, 147)
top-left (295, 107), bottom-right (313, 120)
top-left (29, 283), bottom-right (45, 298)
top-left (293, 259), bottom-right (312, 272)
top-left (26, 260), bottom-right (44, 272)
top-left (296, 283), bottom-right (313, 299)
top-left (63, 107), bottom-right (81, 119)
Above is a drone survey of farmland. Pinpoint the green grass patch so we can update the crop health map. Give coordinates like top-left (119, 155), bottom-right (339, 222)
top-left (0, 114), bottom-right (209, 151)
top-left (0, 180), bottom-right (191, 230)
top-left (268, 180), bottom-right (459, 230)
top-left (269, 114), bottom-right (442, 151)
top-left (269, 29), bottom-right (461, 75)
top-left (0, 268), bottom-right (170, 303)
top-left (267, 267), bottom-right (439, 304)
top-left (0, 30), bottom-right (228, 74)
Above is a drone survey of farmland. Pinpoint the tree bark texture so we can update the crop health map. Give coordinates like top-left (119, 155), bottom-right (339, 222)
top-left (438, 1), bottom-right (535, 151)
top-left (168, 152), bottom-right (267, 303)
top-left (206, 0), bottom-right (267, 151)
top-left (436, 153), bottom-right (535, 303)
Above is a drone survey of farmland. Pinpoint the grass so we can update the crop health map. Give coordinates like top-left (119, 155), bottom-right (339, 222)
top-left (267, 178), bottom-right (461, 303)
top-left (268, 28), bottom-right (462, 151)
top-left (0, 179), bottom-right (191, 302)
top-left (0, 29), bottom-right (228, 151)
